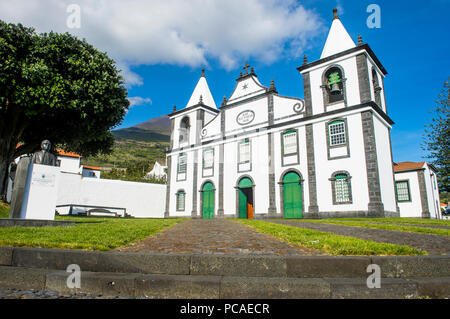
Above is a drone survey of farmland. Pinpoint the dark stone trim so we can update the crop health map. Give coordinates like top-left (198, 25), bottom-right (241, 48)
top-left (278, 169), bottom-right (305, 218)
top-left (417, 170), bottom-right (431, 218)
top-left (356, 53), bottom-right (371, 104)
top-left (329, 171), bottom-right (353, 205)
top-left (191, 150), bottom-right (198, 218)
top-left (267, 93), bottom-right (276, 215)
top-left (169, 118), bottom-right (175, 150)
top-left (164, 155), bottom-right (172, 218)
top-left (302, 72), bottom-right (313, 116)
top-left (361, 110), bottom-right (384, 217)
top-left (326, 117), bottom-right (350, 160)
top-left (195, 109), bottom-right (205, 146)
top-left (217, 143), bottom-right (224, 217)
top-left (168, 104), bottom-right (219, 117)
top-left (297, 44), bottom-right (387, 75)
top-left (268, 132), bottom-right (277, 216)
top-left (305, 124), bottom-right (319, 216)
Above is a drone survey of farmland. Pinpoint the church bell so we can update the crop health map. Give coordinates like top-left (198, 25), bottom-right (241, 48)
top-left (330, 83), bottom-right (341, 95)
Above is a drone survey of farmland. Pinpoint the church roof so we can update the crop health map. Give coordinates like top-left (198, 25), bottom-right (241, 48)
top-left (320, 8), bottom-right (356, 59)
top-left (394, 162), bottom-right (426, 172)
top-left (185, 69), bottom-right (217, 109)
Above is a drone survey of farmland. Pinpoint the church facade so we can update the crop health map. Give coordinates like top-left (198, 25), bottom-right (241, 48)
top-left (165, 9), bottom-right (399, 219)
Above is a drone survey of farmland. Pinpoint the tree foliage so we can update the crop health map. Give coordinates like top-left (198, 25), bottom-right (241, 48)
top-left (101, 161), bottom-right (167, 184)
top-left (0, 20), bottom-right (129, 195)
top-left (423, 77), bottom-right (450, 192)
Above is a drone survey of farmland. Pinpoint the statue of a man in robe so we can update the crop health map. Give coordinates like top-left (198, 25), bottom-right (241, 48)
top-left (31, 140), bottom-right (57, 166)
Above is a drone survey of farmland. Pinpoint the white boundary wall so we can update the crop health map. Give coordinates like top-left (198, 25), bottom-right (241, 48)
top-left (57, 173), bottom-right (166, 218)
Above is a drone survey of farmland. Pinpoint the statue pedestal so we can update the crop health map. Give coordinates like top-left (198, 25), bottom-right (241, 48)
top-left (19, 164), bottom-right (60, 220)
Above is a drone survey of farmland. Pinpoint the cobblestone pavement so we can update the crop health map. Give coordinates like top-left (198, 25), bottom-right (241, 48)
top-left (116, 219), bottom-right (320, 255)
top-left (0, 288), bottom-right (133, 299)
top-left (267, 220), bottom-right (450, 255)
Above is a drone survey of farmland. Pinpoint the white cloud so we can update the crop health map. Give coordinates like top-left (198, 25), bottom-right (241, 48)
top-left (128, 96), bottom-right (152, 107)
top-left (0, 0), bottom-right (325, 86)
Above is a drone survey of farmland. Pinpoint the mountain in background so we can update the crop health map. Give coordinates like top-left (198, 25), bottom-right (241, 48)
top-left (112, 115), bottom-right (171, 142)
top-left (83, 115), bottom-right (171, 168)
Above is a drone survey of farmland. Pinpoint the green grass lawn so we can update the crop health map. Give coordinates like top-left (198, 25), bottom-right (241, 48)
top-left (0, 214), bottom-right (183, 251)
top-left (321, 217), bottom-right (450, 226)
top-left (297, 218), bottom-right (450, 237)
top-left (235, 219), bottom-right (425, 256)
top-left (0, 201), bottom-right (10, 218)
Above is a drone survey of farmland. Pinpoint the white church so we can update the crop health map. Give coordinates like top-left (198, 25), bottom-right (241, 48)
top-left (164, 9), bottom-right (400, 219)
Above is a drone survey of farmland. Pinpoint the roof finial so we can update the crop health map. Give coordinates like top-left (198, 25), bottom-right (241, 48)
top-left (201, 69), bottom-right (205, 77)
top-left (222, 95), bottom-right (227, 107)
top-left (199, 95), bottom-right (203, 104)
top-left (173, 105), bottom-right (177, 112)
top-left (243, 62), bottom-right (250, 75)
top-left (303, 54), bottom-right (308, 65)
top-left (333, 8), bottom-right (339, 20)
top-left (250, 67), bottom-right (254, 74)
top-left (357, 34), bottom-right (363, 45)
top-left (269, 78), bottom-right (277, 93)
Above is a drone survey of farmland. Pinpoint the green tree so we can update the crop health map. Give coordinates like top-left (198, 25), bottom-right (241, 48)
top-left (0, 21), bottom-right (129, 196)
top-left (423, 77), bottom-right (450, 193)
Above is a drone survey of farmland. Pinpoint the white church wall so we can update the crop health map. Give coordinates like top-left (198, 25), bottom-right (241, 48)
top-left (224, 98), bottom-right (268, 135)
top-left (395, 171), bottom-right (422, 218)
top-left (313, 113), bottom-right (369, 213)
top-left (424, 165), bottom-right (441, 219)
top-left (201, 113), bottom-right (222, 141)
top-left (367, 58), bottom-right (387, 113)
top-left (272, 95), bottom-right (305, 121)
top-left (272, 124), bottom-right (310, 215)
top-left (169, 150), bottom-right (194, 217)
top-left (372, 115), bottom-right (397, 213)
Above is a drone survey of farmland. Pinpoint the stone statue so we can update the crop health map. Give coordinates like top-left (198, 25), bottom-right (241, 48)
top-left (31, 140), bottom-right (57, 166)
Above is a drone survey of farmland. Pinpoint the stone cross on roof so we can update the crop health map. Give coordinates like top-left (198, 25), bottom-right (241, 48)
top-left (243, 63), bottom-right (250, 75)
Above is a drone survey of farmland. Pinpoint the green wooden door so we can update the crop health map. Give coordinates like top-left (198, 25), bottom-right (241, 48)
top-left (238, 178), bottom-right (253, 219)
top-left (283, 172), bottom-right (302, 219)
top-left (202, 182), bottom-right (215, 219)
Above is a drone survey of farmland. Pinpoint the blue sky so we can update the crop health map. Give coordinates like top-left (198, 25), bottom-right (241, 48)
top-left (123, 1), bottom-right (450, 163)
top-left (0, 0), bottom-right (448, 163)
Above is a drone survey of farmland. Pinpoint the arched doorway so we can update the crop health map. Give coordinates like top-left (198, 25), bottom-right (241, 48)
top-left (202, 182), bottom-right (215, 219)
top-left (282, 172), bottom-right (302, 219)
top-left (238, 177), bottom-right (254, 219)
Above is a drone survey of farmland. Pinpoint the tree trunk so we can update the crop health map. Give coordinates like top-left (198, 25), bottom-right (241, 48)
top-left (0, 157), bottom-right (9, 200)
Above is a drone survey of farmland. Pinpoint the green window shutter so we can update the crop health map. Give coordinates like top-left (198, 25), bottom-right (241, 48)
top-left (239, 140), bottom-right (250, 163)
top-left (328, 121), bottom-right (346, 146)
top-left (283, 131), bottom-right (297, 155)
top-left (176, 191), bottom-right (185, 211)
top-left (395, 181), bottom-right (411, 202)
top-left (334, 174), bottom-right (350, 203)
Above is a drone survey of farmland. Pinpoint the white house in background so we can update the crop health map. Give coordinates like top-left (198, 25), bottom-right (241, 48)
top-left (6, 149), bottom-right (100, 202)
top-left (394, 162), bottom-right (441, 219)
top-left (145, 161), bottom-right (167, 179)
top-left (164, 9), bottom-right (398, 219)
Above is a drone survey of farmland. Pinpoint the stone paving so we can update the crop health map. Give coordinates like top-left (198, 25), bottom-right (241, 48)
top-left (116, 219), bottom-right (320, 255)
top-left (268, 220), bottom-right (450, 255)
top-left (0, 288), bottom-right (133, 299)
